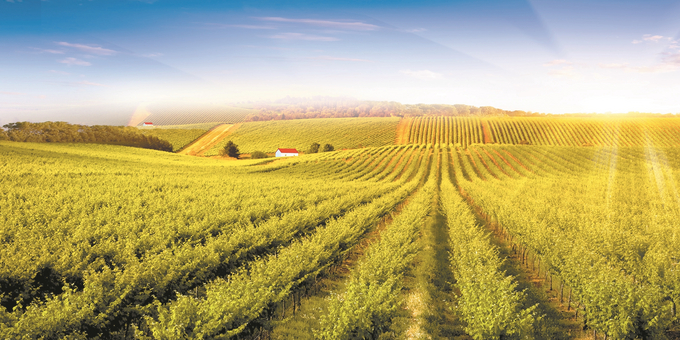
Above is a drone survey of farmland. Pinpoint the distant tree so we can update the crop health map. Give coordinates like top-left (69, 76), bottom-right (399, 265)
top-left (221, 140), bottom-right (240, 158)
top-left (0, 129), bottom-right (7, 141)
top-left (250, 151), bottom-right (268, 159)
top-left (308, 142), bottom-right (320, 154)
top-left (322, 144), bottom-right (334, 152)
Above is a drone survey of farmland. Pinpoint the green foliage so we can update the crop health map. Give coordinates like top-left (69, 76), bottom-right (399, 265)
top-left (0, 142), bottom-right (413, 338)
top-left (1, 121), bottom-right (173, 151)
top-left (440, 148), bottom-right (537, 340)
top-left (317, 148), bottom-right (435, 339)
top-left (250, 151), bottom-right (269, 159)
top-left (221, 140), bottom-right (240, 158)
top-left (322, 144), bottom-right (334, 152)
top-left (308, 142), bottom-right (320, 154)
top-left (204, 117), bottom-right (399, 155)
top-left (456, 144), bottom-right (680, 339)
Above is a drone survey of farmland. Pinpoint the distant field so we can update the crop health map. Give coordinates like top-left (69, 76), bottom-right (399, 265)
top-left (138, 105), bottom-right (255, 126)
top-left (138, 122), bottom-right (222, 130)
top-left (403, 116), bottom-right (680, 147)
top-left (138, 128), bottom-right (209, 152)
top-left (203, 117), bottom-right (400, 155)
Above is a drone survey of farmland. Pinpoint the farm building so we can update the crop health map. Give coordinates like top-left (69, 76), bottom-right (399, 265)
top-left (143, 122), bottom-right (154, 127)
top-left (276, 148), bottom-right (299, 157)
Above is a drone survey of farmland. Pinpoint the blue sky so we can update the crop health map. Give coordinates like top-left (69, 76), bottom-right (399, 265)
top-left (1, 0), bottom-right (680, 125)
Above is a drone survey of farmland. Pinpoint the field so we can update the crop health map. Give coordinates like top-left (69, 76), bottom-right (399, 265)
top-left (137, 128), bottom-right (210, 152)
top-left (203, 117), bottom-right (400, 155)
top-left (401, 116), bottom-right (680, 147)
top-left (1, 116), bottom-right (680, 340)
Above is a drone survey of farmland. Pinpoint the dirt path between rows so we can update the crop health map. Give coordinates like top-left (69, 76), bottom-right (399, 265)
top-left (481, 119), bottom-right (493, 144)
top-left (178, 123), bottom-right (239, 156)
top-left (395, 117), bottom-right (412, 144)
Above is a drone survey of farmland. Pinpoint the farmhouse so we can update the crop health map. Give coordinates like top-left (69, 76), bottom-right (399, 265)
top-left (143, 122), bottom-right (154, 126)
top-left (275, 148), bottom-right (299, 157)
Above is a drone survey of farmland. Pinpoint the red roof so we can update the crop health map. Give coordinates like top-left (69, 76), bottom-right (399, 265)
top-left (277, 148), bottom-right (298, 153)
top-left (143, 122), bottom-right (153, 124)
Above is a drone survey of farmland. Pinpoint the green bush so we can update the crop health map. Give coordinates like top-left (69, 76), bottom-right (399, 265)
top-left (250, 151), bottom-right (268, 159)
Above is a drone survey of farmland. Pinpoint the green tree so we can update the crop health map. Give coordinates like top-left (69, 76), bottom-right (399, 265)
top-left (308, 142), bottom-right (320, 154)
top-left (221, 140), bottom-right (240, 158)
top-left (322, 144), bottom-right (334, 152)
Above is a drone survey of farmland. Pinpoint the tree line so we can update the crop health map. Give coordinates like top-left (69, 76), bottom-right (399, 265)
top-left (243, 97), bottom-right (536, 122)
top-left (0, 121), bottom-right (173, 152)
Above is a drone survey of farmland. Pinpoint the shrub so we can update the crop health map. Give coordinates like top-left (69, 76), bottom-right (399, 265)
top-left (250, 151), bottom-right (268, 159)
top-left (308, 142), bottom-right (320, 154)
top-left (322, 144), bottom-right (334, 152)
top-left (220, 140), bottom-right (240, 158)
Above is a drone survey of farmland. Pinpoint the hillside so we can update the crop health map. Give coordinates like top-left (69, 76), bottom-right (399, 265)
top-left (2, 141), bottom-right (679, 339)
top-left (203, 117), bottom-right (400, 155)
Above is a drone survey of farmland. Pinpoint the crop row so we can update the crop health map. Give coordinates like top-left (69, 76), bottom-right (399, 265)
top-left (455, 145), bottom-right (680, 338)
top-left (401, 117), bottom-right (680, 148)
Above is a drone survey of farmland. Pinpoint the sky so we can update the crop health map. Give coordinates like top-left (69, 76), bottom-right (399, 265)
top-left (1, 0), bottom-right (680, 125)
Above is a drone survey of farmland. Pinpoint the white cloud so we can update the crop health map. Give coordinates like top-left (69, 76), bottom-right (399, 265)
top-left (633, 34), bottom-right (675, 45)
top-left (644, 35), bottom-right (665, 42)
top-left (56, 42), bottom-right (117, 56)
top-left (310, 56), bottom-right (372, 62)
top-left (48, 70), bottom-right (70, 75)
top-left (58, 57), bottom-right (92, 66)
top-left (142, 53), bottom-right (164, 57)
top-left (400, 69), bottom-right (443, 80)
top-left (257, 17), bottom-right (379, 31)
top-left (269, 33), bottom-right (339, 42)
top-left (543, 59), bottom-right (572, 66)
top-left (0, 91), bottom-right (26, 96)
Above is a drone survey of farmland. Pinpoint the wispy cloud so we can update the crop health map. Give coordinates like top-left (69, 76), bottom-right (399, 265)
top-left (58, 57), bottom-right (92, 66)
top-left (56, 42), bottom-right (118, 56)
top-left (33, 48), bottom-right (65, 54)
top-left (0, 91), bottom-right (27, 96)
top-left (205, 23), bottom-right (276, 30)
top-left (310, 56), bottom-right (372, 62)
top-left (543, 59), bottom-right (572, 66)
top-left (269, 33), bottom-right (338, 42)
top-left (5, 0), bottom-right (23, 3)
top-left (76, 81), bottom-right (107, 87)
top-left (142, 53), bottom-right (164, 57)
top-left (548, 66), bottom-right (581, 79)
top-left (632, 34), bottom-right (674, 44)
top-left (257, 17), bottom-right (379, 31)
top-left (402, 28), bottom-right (427, 33)
top-left (598, 53), bottom-right (680, 73)
top-left (244, 45), bottom-right (292, 51)
top-left (400, 69), bottom-right (443, 80)
top-left (599, 63), bottom-right (629, 69)
top-left (48, 70), bottom-right (70, 75)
